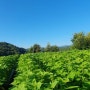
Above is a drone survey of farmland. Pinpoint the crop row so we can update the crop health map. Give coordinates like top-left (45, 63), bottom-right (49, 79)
top-left (10, 50), bottom-right (90, 90)
top-left (0, 55), bottom-right (19, 89)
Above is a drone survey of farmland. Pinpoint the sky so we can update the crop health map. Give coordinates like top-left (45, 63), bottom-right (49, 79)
top-left (0, 0), bottom-right (90, 48)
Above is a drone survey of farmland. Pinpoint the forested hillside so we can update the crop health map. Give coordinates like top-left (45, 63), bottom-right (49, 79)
top-left (0, 42), bottom-right (26, 56)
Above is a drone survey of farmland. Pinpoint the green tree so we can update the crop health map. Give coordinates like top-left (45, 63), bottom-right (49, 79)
top-left (27, 46), bottom-right (33, 53)
top-left (28, 44), bottom-right (41, 53)
top-left (85, 32), bottom-right (90, 49)
top-left (71, 32), bottom-right (85, 49)
top-left (45, 43), bottom-right (51, 52)
top-left (41, 47), bottom-right (45, 52)
top-left (50, 45), bottom-right (59, 52)
top-left (45, 43), bottom-right (59, 52)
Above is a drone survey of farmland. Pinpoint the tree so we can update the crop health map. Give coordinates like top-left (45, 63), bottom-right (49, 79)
top-left (50, 45), bottom-right (59, 52)
top-left (85, 32), bottom-right (90, 49)
top-left (45, 43), bottom-right (51, 52)
top-left (27, 46), bottom-right (33, 53)
top-left (45, 43), bottom-right (59, 52)
top-left (41, 47), bottom-right (45, 52)
top-left (71, 32), bottom-right (85, 49)
top-left (28, 44), bottom-right (41, 53)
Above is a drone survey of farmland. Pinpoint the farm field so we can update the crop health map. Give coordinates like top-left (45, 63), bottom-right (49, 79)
top-left (1, 0), bottom-right (90, 90)
top-left (0, 50), bottom-right (90, 90)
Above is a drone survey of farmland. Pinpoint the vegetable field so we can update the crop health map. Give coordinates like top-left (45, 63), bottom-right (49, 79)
top-left (0, 50), bottom-right (90, 90)
top-left (0, 55), bottom-right (19, 90)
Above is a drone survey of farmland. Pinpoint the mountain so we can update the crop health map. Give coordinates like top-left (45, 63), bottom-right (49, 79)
top-left (59, 45), bottom-right (71, 51)
top-left (0, 42), bottom-right (26, 56)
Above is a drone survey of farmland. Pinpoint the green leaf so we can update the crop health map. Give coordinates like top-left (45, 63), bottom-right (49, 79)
top-left (36, 82), bottom-right (42, 89)
top-left (66, 86), bottom-right (79, 89)
top-left (51, 80), bottom-right (58, 89)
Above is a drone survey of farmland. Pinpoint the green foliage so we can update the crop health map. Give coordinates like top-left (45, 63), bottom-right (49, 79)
top-left (72, 32), bottom-right (90, 50)
top-left (50, 45), bottom-right (59, 52)
top-left (11, 50), bottom-right (90, 90)
top-left (45, 43), bottom-right (51, 52)
top-left (45, 43), bottom-right (59, 52)
top-left (71, 32), bottom-right (85, 49)
top-left (85, 32), bottom-right (90, 49)
top-left (27, 44), bottom-right (41, 53)
top-left (0, 42), bottom-right (26, 56)
top-left (0, 55), bottom-right (19, 86)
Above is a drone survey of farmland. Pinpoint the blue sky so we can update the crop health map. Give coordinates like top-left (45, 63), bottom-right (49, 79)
top-left (0, 0), bottom-right (90, 48)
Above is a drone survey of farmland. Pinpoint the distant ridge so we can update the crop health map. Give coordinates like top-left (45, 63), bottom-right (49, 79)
top-left (0, 42), bottom-right (26, 56)
top-left (59, 45), bottom-right (71, 51)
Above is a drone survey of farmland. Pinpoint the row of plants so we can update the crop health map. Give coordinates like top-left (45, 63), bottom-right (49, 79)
top-left (10, 50), bottom-right (90, 90)
top-left (0, 55), bottom-right (19, 89)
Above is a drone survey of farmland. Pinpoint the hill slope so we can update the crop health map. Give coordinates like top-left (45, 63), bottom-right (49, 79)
top-left (0, 42), bottom-right (26, 56)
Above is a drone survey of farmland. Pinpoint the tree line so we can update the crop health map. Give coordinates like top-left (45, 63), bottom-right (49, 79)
top-left (28, 32), bottom-right (90, 52)
top-left (0, 32), bottom-right (90, 56)
top-left (27, 43), bottom-right (71, 53)
top-left (0, 42), bottom-right (70, 56)
top-left (72, 32), bottom-right (90, 49)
